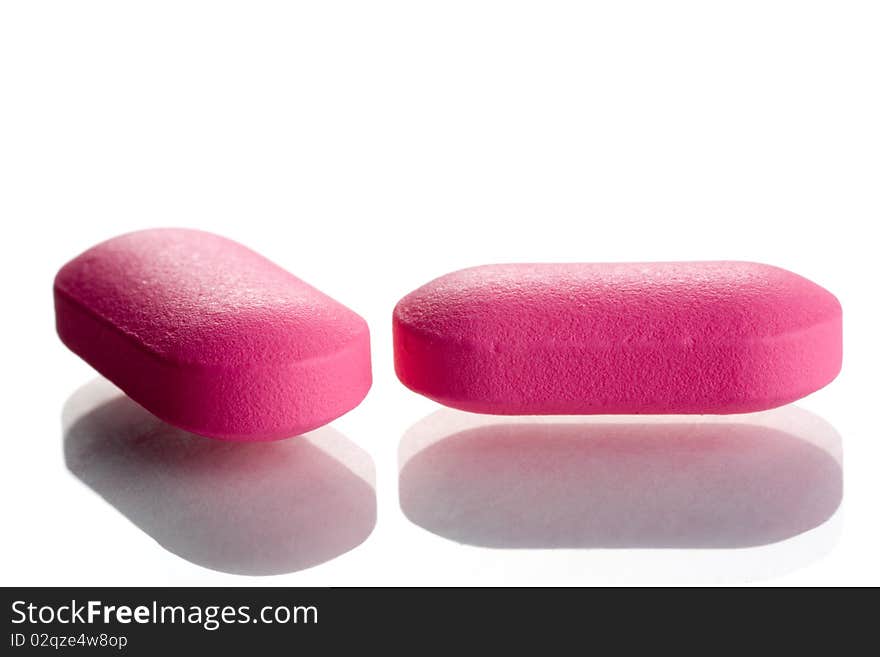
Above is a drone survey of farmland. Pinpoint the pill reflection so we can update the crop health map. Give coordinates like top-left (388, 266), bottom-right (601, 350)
top-left (63, 378), bottom-right (376, 575)
top-left (399, 407), bottom-right (842, 549)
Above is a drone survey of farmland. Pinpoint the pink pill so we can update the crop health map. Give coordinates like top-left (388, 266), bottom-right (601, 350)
top-left (55, 229), bottom-right (371, 440)
top-left (393, 262), bottom-right (841, 415)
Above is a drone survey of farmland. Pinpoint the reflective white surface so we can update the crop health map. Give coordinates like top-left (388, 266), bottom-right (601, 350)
top-left (46, 379), bottom-right (846, 585)
top-left (1, 1), bottom-right (876, 586)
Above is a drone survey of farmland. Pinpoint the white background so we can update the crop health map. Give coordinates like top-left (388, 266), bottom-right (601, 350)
top-left (1, 2), bottom-right (877, 586)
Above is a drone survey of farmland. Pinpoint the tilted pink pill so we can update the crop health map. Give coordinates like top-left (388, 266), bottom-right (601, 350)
top-left (55, 229), bottom-right (372, 440)
top-left (393, 262), bottom-right (841, 415)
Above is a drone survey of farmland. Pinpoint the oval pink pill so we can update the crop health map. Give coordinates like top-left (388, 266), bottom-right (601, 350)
top-left (55, 229), bottom-right (372, 440)
top-left (393, 262), bottom-right (841, 415)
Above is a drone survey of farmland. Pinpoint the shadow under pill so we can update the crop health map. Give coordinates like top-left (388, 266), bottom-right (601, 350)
top-left (62, 379), bottom-right (377, 576)
top-left (399, 407), bottom-right (843, 550)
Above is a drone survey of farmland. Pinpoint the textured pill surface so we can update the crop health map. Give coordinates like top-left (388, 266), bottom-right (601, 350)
top-left (393, 262), bottom-right (841, 415)
top-left (55, 229), bottom-right (372, 440)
